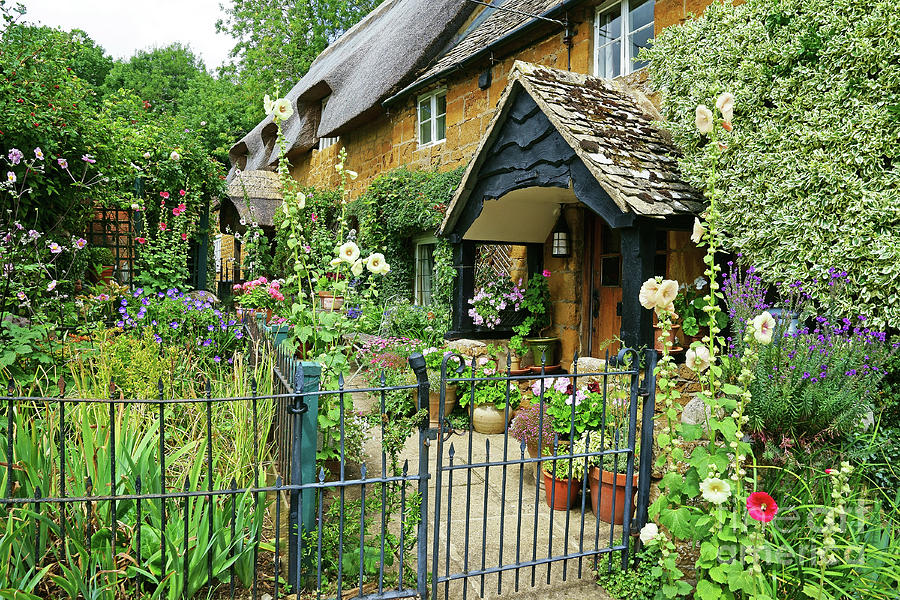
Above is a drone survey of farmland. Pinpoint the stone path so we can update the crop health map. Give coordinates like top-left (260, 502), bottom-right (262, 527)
top-left (353, 386), bottom-right (620, 600)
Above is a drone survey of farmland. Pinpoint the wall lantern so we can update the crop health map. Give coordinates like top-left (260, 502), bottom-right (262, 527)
top-left (551, 205), bottom-right (571, 258)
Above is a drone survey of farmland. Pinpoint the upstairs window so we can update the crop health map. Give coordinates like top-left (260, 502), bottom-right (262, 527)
top-left (595, 0), bottom-right (655, 78)
top-left (418, 90), bottom-right (446, 147)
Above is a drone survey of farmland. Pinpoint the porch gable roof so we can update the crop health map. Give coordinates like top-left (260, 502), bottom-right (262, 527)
top-left (439, 61), bottom-right (705, 236)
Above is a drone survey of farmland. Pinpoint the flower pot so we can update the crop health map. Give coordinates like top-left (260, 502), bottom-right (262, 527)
top-left (542, 469), bottom-right (581, 511)
top-left (654, 324), bottom-right (682, 353)
top-left (317, 291), bottom-right (344, 312)
top-left (99, 266), bottom-right (114, 284)
top-left (588, 466), bottom-right (638, 525)
top-left (526, 440), bottom-right (544, 486)
top-left (526, 337), bottom-right (559, 367)
top-left (429, 384), bottom-right (457, 425)
top-left (472, 404), bottom-right (507, 434)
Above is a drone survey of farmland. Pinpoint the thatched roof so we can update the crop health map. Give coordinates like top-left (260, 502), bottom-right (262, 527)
top-left (220, 170), bottom-right (283, 233)
top-left (439, 62), bottom-right (704, 234)
top-left (227, 0), bottom-right (476, 178)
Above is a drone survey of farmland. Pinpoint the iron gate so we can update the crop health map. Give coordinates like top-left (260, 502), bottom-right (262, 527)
top-left (429, 347), bottom-right (656, 599)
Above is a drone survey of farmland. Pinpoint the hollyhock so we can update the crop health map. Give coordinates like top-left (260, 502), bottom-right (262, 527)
top-left (691, 217), bottom-right (705, 244)
top-left (715, 92), bottom-right (735, 122)
top-left (273, 97), bottom-right (293, 120)
top-left (338, 241), bottom-right (360, 263)
top-left (746, 491), bottom-right (778, 522)
top-left (695, 105), bottom-right (714, 134)
top-left (751, 311), bottom-right (776, 345)
top-left (263, 94), bottom-right (275, 115)
top-left (639, 523), bottom-right (659, 544)
top-left (685, 346), bottom-right (711, 372)
top-left (658, 279), bottom-right (678, 306)
top-left (160, 191), bottom-right (170, 200)
top-left (699, 477), bottom-right (730, 504)
top-left (136, 237), bottom-right (146, 244)
top-left (181, 233), bottom-right (188, 241)
top-left (159, 223), bottom-right (167, 231)
top-left (179, 189), bottom-right (186, 196)
top-left (542, 269), bottom-right (551, 277)
top-left (639, 278), bottom-right (663, 310)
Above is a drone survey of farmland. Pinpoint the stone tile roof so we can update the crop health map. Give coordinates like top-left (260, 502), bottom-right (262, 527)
top-left (413, 0), bottom-right (563, 84)
top-left (441, 61), bottom-right (704, 231)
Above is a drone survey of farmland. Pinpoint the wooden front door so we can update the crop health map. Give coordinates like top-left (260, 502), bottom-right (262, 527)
top-left (587, 217), bottom-right (623, 356)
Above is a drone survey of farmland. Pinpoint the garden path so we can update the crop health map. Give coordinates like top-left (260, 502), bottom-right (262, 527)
top-left (351, 387), bottom-right (618, 600)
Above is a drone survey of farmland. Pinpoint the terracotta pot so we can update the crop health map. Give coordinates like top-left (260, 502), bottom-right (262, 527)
top-left (317, 291), bottom-right (344, 311)
top-left (588, 466), bottom-right (638, 525)
top-left (526, 440), bottom-right (542, 485)
top-left (654, 324), bottom-right (682, 353)
top-left (99, 266), bottom-right (114, 284)
top-left (542, 469), bottom-right (581, 511)
top-left (472, 404), bottom-right (507, 434)
top-left (428, 385), bottom-right (457, 424)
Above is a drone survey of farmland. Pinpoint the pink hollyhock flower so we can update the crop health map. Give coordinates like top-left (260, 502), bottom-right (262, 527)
top-left (259, 276), bottom-right (267, 284)
top-left (136, 237), bottom-right (146, 244)
top-left (746, 491), bottom-right (778, 523)
top-left (160, 191), bottom-right (170, 199)
top-left (159, 223), bottom-right (167, 231)
top-left (542, 269), bottom-right (551, 277)
top-left (179, 189), bottom-right (186, 196)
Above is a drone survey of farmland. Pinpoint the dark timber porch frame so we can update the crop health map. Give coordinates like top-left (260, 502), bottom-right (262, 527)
top-left (444, 89), bottom-right (659, 349)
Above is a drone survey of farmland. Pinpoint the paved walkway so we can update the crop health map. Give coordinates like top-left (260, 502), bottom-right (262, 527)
top-left (354, 389), bottom-right (619, 600)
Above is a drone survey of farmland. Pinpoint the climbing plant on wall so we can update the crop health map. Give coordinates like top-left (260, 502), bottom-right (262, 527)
top-left (348, 167), bottom-right (463, 307)
top-left (644, 0), bottom-right (900, 328)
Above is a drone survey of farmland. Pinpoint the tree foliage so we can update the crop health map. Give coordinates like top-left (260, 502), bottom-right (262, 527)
top-left (645, 0), bottom-right (900, 327)
top-left (216, 0), bottom-right (384, 99)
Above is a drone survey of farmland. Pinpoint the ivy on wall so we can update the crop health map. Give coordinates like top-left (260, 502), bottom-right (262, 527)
top-left (644, 0), bottom-right (900, 328)
top-left (348, 167), bottom-right (464, 306)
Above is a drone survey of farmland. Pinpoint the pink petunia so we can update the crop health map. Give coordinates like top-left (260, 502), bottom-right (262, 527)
top-left (746, 492), bottom-right (778, 523)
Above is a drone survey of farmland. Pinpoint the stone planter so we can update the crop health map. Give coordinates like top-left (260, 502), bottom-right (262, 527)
top-left (472, 404), bottom-right (507, 434)
top-left (588, 466), bottom-right (638, 525)
top-left (428, 385), bottom-right (457, 425)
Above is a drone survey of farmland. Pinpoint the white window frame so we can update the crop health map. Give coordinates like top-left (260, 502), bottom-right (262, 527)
top-left (594, 0), bottom-right (655, 79)
top-left (318, 95), bottom-right (339, 150)
top-left (413, 235), bottom-right (438, 305)
top-left (417, 89), bottom-right (447, 148)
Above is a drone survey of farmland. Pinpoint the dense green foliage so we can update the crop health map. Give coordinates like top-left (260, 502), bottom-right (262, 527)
top-left (216, 0), bottom-right (384, 100)
top-left (645, 0), bottom-right (900, 328)
top-left (350, 166), bottom-right (463, 306)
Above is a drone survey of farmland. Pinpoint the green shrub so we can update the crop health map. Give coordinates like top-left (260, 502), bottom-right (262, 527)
top-left (645, 0), bottom-right (900, 330)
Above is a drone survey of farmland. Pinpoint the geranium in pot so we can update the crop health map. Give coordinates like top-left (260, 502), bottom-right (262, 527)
top-left (232, 276), bottom-right (284, 324)
top-left (456, 352), bottom-right (521, 434)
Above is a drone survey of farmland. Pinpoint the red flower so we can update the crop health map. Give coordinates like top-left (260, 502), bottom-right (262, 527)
top-left (181, 232), bottom-right (188, 241)
top-left (542, 269), bottom-right (551, 277)
top-left (160, 191), bottom-right (170, 199)
top-left (159, 223), bottom-right (167, 231)
top-left (825, 469), bottom-right (835, 475)
top-left (746, 492), bottom-right (778, 523)
top-left (136, 237), bottom-right (146, 244)
top-left (179, 189), bottom-right (186, 196)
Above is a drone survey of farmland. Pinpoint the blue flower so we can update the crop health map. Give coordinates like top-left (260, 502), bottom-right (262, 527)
top-left (235, 330), bottom-right (244, 339)
top-left (153, 334), bottom-right (162, 344)
top-left (207, 325), bottom-right (214, 331)
top-left (170, 321), bottom-right (179, 329)
top-left (214, 356), bottom-right (221, 363)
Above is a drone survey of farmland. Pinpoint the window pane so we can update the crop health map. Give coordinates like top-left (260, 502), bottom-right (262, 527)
top-left (599, 40), bottom-right (622, 78)
top-left (435, 93), bottom-right (446, 116)
top-left (630, 25), bottom-right (654, 70)
top-left (435, 114), bottom-right (446, 141)
top-left (601, 256), bottom-right (621, 286)
top-left (419, 98), bottom-right (431, 122)
top-left (420, 121), bottom-right (431, 145)
top-left (598, 5), bottom-right (622, 42)
top-left (629, 0), bottom-right (654, 32)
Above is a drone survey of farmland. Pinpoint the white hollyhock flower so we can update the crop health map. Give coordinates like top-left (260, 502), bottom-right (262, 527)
top-left (639, 278), bottom-right (663, 310)
top-left (715, 92), bottom-right (735, 123)
top-left (329, 257), bottom-right (343, 267)
top-left (752, 311), bottom-right (776, 345)
top-left (685, 345), bottom-right (711, 372)
top-left (366, 253), bottom-right (387, 274)
top-left (338, 241), bottom-right (360, 263)
top-left (263, 94), bottom-right (274, 115)
top-left (296, 192), bottom-right (306, 210)
top-left (639, 522), bottom-right (659, 544)
top-left (273, 97), bottom-right (293, 120)
top-left (658, 279), bottom-right (679, 306)
top-left (695, 105), bottom-right (714, 134)
top-left (699, 477), bottom-right (731, 505)
top-left (691, 217), bottom-right (706, 244)
top-left (351, 259), bottom-right (364, 276)
top-left (345, 169), bottom-right (358, 180)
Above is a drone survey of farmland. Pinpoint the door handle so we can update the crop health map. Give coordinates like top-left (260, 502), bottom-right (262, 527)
top-left (592, 289), bottom-right (600, 319)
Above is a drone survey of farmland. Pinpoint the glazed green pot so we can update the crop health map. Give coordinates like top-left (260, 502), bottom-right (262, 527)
top-left (526, 337), bottom-right (559, 366)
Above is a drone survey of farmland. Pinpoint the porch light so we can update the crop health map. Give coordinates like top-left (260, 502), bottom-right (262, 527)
top-left (551, 206), bottom-right (571, 258)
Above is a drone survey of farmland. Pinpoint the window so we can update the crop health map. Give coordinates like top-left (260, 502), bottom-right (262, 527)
top-left (414, 237), bottom-right (437, 305)
top-left (318, 96), bottom-right (339, 150)
top-left (595, 0), bottom-right (654, 78)
top-left (417, 90), bottom-right (446, 146)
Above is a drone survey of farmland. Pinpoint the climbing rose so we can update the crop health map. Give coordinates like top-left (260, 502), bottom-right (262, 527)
top-left (695, 105), bottom-right (714, 134)
top-left (751, 311), bottom-right (776, 345)
top-left (639, 523), bottom-right (659, 544)
top-left (746, 491), bottom-right (778, 523)
top-left (691, 218), bottom-right (705, 244)
top-left (699, 477), bottom-right (731, 504)
top-left (685, 346), bottom-right (710, 372)
top-left (715, 92), bottom-right (735, 123)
